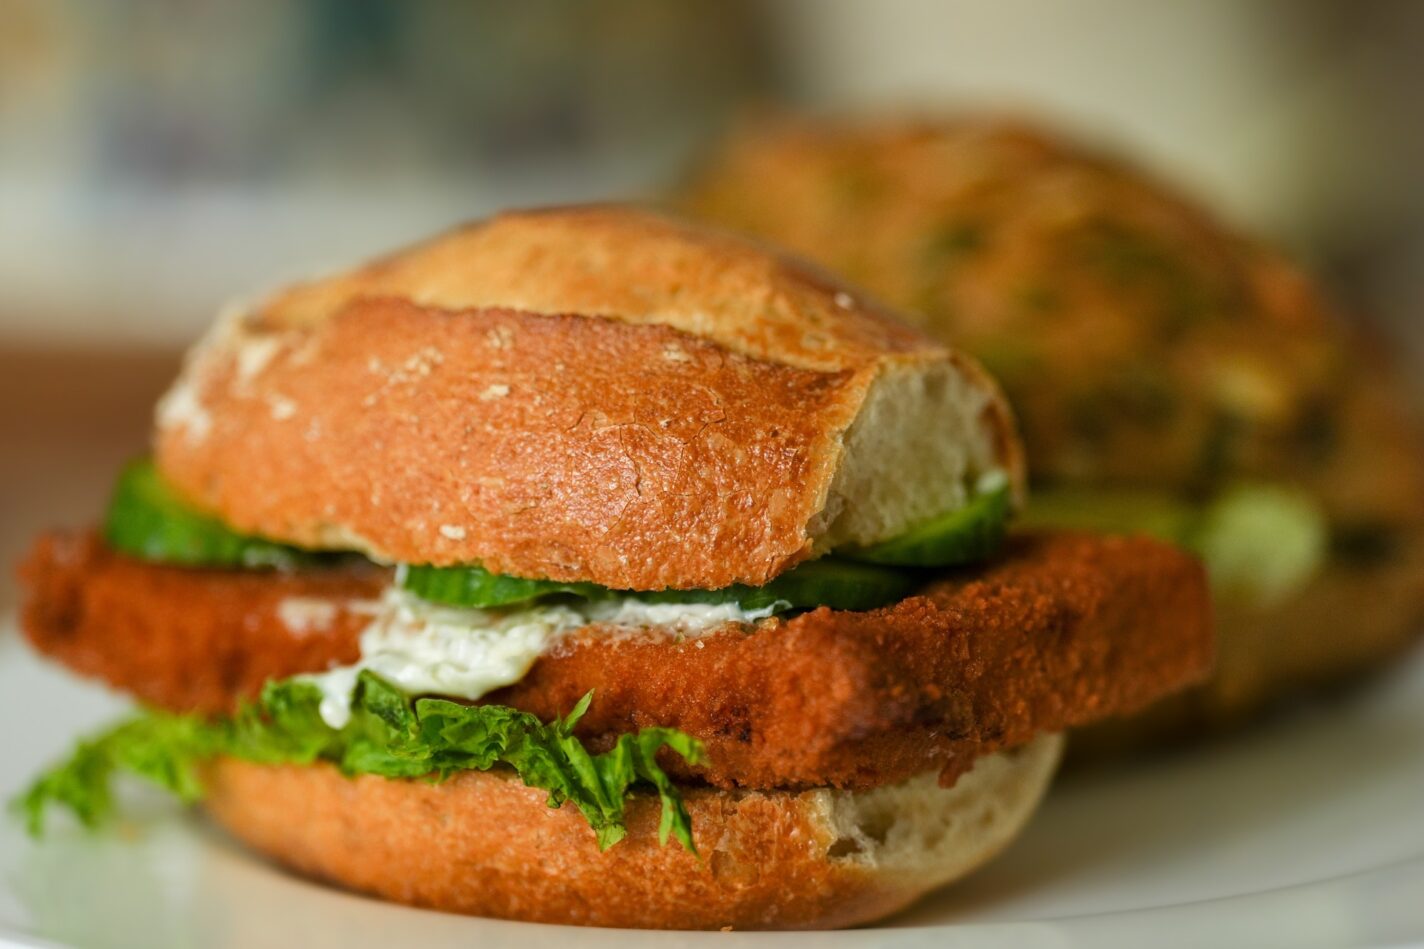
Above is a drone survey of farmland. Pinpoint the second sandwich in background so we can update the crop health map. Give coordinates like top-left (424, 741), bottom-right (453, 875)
top-left (681, 117), bottom-right (1424, 754)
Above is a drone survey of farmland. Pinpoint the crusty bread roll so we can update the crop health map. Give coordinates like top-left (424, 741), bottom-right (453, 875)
top-left (154, 206), bottom-right (1022, 589)
top-left (204, 734), bottom-right (1062, 931)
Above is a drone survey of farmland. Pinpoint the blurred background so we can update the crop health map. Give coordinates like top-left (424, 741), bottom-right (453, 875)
top-left (2, 0), bottom-right (1422, 603)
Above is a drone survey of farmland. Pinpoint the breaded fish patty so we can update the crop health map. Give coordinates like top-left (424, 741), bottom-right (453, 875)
top-left (21, 530), bottom-right (1210, 788)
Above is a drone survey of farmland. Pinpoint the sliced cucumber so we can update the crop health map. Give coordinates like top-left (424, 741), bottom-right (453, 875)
top-left (844, 472), bottom-right (1012, 567)
top-left (1193, 484), bottom-right (1327, 607)
top-left (401, 556), bottom-right (915, 614)
top-left (639, 557), bottom-right (917, 613)
top-left (104, 458), bottom-right (315, 569)
top-left (399, 563), bottom-right (606, 609)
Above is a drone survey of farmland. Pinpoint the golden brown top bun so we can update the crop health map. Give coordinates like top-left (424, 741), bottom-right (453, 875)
top-left (154, 205), bottom-right (1022, 589)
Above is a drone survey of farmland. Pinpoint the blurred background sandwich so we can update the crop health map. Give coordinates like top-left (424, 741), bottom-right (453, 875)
top-left (679, 115), bottom-right (1424, 751)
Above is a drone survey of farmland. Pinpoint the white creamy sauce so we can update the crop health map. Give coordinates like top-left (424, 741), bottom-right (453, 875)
top-left (304, 587), bottom-right (778, 729)
top-left (579, 597), bottom-right (782, 630)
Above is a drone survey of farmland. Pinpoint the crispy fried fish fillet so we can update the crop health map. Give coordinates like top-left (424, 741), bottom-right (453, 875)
top-left (18, 531), bottom-right (1210, 790)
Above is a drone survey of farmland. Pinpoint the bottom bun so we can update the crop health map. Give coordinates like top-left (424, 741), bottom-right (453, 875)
top-left (203, 733), bottom-right (1063, 930)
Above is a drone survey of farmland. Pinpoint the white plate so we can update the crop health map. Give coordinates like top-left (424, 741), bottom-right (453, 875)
top-left (2, 618), bottom-right (1422, 949)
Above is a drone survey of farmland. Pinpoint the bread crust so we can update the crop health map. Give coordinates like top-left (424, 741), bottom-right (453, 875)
top-left (19, 530), bottom-right (1211, 789)
top-left (153, 207), bottom-right (1021, 590)
top-left (201, 735), bottom-right (1062, 930)
top-left (160, 301), bottom-right (866, 589)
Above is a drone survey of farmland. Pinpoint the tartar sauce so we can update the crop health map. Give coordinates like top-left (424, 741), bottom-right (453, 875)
top-left (305, 587), bottom-right (780, 728)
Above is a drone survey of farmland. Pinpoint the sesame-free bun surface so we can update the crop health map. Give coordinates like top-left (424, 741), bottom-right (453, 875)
top-left (154, 206), bottom-right (1021, 590)
top-left (203, 734), bottom-right (1062, 931)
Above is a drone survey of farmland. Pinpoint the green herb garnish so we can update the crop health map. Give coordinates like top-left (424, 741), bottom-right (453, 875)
top-left (18, 672), bottom-right (704, 853)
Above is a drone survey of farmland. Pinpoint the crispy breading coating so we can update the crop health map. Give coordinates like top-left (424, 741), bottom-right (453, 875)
top-left (18, 533), bottom-right (383, 714)
top-left (18, 531), bottom-right (1210, 790)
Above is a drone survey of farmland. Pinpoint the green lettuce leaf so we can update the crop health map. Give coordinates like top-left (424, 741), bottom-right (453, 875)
top-left (17, 672), bottom-right (705, 853)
